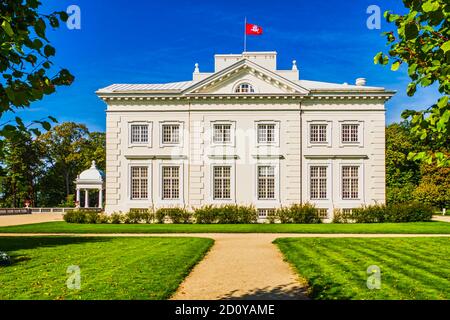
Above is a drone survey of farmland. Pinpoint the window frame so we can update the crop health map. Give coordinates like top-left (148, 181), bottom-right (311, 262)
top-left (234, 82), bottom-right (256, 93)
top-left (307, 162), bottom-right (331, 202)
top-left (309, 165), bottom-right (328, 200)
top-left (339, 120), bottom-right (364, 147)
top-left (253, 159), bottom-right (280, 206)
top-left (158, 162), bottom-right (184, 205)
top-left (128, 121), bottom-right (152, 147)
top-left (257, 208), bottom-right (276, 220)
top-left (210, 121), bottom-right (236, 146)
top-left (159, 121), bottom-right (184, 147)
top-left (255, 121), bottom-right (280, 147)
top-left (209, 161), bottom-right (235, 204)
top-left (128, 163), bottom-right (151, 202)
top-left (340, 164), bottom-right (363, 201)
top-left (307, 121), bottom-right (332, 147)
top-left (256, 165), bottom-right (277, 200)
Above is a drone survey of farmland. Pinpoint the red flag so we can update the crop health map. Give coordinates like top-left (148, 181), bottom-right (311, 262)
top-left (246, 23), bottom-right (263, 35)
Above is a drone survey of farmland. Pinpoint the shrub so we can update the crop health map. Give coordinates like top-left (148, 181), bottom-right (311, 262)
top-left (193, 205), bottom-right (257, 224)
top-left (125, 209), bottom-right (147, 224)
top-left (352, 204), bottom-right (387, 223)
top-left (334, 202), bottom-right (434, 223)
top-left (96, 213), bottom-right (110, 224)
top-left (63, 210), bottom-right (87, 223)
top-left (110, 212), bottom-right (125, 224)
top-left (276, 203), bottom-right (321, 224)
top-left (141, 209), bottom-right (156, 224)
top-left (387, 202), bottom-right (433, 222)
top-left (332, 209), bottom-right (354, 223)
top-left (154, 208), bottom-right (191, 224)
top-left (85, 211), bottom-right (101, 224)
top-left (194, 205), bottom-right (218, 224)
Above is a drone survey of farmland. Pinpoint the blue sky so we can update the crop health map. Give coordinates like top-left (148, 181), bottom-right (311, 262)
top-left (9, 0), bottom-right (442, 132)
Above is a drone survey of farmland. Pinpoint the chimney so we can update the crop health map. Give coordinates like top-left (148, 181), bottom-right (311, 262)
top-left (355, 78), bottom-right (366, 86)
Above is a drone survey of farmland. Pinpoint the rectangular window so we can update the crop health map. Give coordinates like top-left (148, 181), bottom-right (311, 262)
top-left (310, 124), bottom-right (327, 143)
top-left (162, 166), bottom-right (180, 200)
top-left (130, 124), bottom-right (148, 144)
top-left (213, 166), bottom-right (231, 200)
top-left (130, 166), bottom-right (148, 200)
top-left (342, 166), bottom-right (359, 199)
top-left (162, 124), bottom-right (180, 144)
top-left (213, 124), bottom-right (231, 144)
top-left (316, 208), bottom-right (328, 219)
top-left (310, 166), bottom-right (327, 199)
top-left (258, 208), bottom-right (275, 219)
top-left (342, 124), bottom-right (359, 143)
top-left (257, 124), bottom-right (276, 144)
top-left (258, 166), bottom-right (276, 200)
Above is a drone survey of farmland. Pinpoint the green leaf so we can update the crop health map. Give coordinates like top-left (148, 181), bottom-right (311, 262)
top-left (391, 61), bottom-right (401, 71)
top-left (437, 96), bottom-right (449, 109)
top-left (41, 121), bottom-right (51, 131)
top-left (34, 18), bottom-right (46, 39)
top-left (1, 20), bottom-right (14, 37)
top-left (441, 41), bottom-right (450, 53)
top-left (48, 116), bottom-right (58, 123)
top-left (405, 23), bottom-right (419, 40)
top-left (422, 0), bottom-right (440, 12)
top-left (44, 45), bottom-right (55, 57)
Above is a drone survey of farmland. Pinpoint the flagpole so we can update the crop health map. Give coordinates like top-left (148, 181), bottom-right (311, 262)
top-left (244, 17), bottom-right (247, 53)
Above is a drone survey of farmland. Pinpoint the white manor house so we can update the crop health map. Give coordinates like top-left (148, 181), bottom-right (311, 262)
top-left (96, 51), bottom-right (394, 221)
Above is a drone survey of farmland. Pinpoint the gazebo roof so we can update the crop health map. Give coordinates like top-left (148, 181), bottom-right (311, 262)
top-left (76, 161), bottom-right (105, 184)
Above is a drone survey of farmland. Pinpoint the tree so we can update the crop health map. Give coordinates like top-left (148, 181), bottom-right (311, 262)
top-left (386, 122), bottom-right (421, 203)
top-left (81, 132), bottom-right (106, 171)
top-left (375, 0), bottom-right (449, 166)
top-left (38, 122), bottom-right (89, 197)
top-left (0, 128), bottom-right (44, 207)
top-left (0, 0), bottom-right (74, 137)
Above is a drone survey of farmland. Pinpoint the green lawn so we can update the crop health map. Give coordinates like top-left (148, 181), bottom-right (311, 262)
top-left (0, 236), bottom-right (213, 299)
top-left (275, 237), bottom-right (450, 300)
top-left (0, 221), bottom-right (449, 234)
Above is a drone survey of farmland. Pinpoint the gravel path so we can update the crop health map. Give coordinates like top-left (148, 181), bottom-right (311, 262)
top-left (433, 215), bottom-right (450, 223)
top-left (1, 231), bottom-right (449, 300)
top-left (0, 213), bottom-right (63, 227)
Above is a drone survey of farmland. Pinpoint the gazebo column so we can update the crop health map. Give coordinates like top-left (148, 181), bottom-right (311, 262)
top-left (76, 188), bottom-right (81, 208)
top-left (98, 188), bottom-right (103, 209)
top-left (84, 189), bottom-right (89, 208)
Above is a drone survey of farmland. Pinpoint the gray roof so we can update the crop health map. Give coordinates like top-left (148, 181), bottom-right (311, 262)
top-left (97, 81), bottom-right (193, 93)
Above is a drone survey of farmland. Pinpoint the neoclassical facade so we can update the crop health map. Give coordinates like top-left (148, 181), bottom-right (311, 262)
top-left (97, 51), bottom-right (394, 221)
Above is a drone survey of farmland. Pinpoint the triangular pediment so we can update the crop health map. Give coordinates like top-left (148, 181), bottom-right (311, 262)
top-left (183, 59), bottom-right (309, 95)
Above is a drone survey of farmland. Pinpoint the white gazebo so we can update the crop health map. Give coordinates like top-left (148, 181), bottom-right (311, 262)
top-left (75, 161), bottom-right (105, 209)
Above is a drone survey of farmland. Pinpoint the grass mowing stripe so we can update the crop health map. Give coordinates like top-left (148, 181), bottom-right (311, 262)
top-left (314, 239), bottom-right (405, 298)
top-left (347, 240), bottom-right (450, 291)
top-left (0, 236), bottom-right (213, 300)
top-left (275, 238), bottom-right (450, 299)
top-left (330, 240), bottom-right (448, 299)
top-left (281, 239), bottom-right (370, 299)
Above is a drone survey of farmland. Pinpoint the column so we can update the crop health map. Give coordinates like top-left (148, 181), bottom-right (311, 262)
top-left (98, 188), bottom-right (103, 209)
top-left (84, 189), bottom-right (89, 208)
top-left (76, 188), bottom-right (81, 208)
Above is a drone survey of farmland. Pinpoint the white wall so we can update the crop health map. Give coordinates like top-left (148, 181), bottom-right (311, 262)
top-left (105, 98), bottom-right (386, 221)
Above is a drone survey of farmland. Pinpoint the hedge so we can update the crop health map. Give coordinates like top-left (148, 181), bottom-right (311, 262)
top-left (333, 202), bottom-right (434, 223)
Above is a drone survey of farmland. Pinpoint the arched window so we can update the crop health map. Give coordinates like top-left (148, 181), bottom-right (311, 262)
top-left (235, 83), bottom-right (255, 93)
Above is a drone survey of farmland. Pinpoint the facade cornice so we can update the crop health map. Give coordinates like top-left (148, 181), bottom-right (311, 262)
top-left (98, 91), bottom-right (394, 102)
